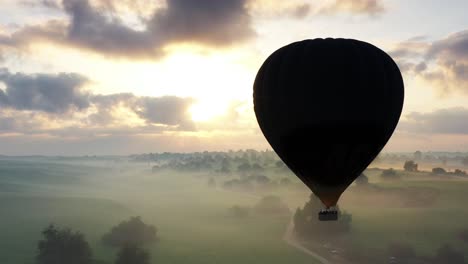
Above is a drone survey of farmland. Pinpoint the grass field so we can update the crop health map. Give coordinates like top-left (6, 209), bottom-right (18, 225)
top-left (337, 169), bottom-right (468, 260)
top-left (0, 158), bottom-right (319, 264)
top-left (1, 157), bottom-right (468, 263)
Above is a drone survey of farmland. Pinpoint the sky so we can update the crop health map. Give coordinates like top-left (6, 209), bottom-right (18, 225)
top-left (0, 0), bottom-right (467, 155)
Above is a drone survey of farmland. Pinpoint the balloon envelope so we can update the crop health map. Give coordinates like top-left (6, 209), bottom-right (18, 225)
top-left (253, 38), bottom-right (404, 208)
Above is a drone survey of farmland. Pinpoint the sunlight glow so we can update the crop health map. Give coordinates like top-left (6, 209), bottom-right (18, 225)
top-left (189, 99), bottom-right (229, 122)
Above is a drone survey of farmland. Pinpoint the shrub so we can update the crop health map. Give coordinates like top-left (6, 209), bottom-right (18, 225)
top-left (36, 224), bottom-right (93, 264)
top-left (102, 217), bottom-right (157, 248)
top-left (115, 244), bottom-right (150, 264)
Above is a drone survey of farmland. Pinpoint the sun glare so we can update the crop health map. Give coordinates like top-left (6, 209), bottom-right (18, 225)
top-left (189, 100), bottom-right (229, 122)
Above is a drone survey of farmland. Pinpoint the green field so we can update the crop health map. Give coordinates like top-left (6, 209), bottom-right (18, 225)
top-left (1, 157), bottom-right (468, 263)
top-left (0, 158), bottom-right (319, 264)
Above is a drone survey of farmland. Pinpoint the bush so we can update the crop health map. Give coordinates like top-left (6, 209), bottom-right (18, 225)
top-left (279, 177), bottom-right (292, 186)
top-left (459, 229), bottom-right (468, 243)
top-left (433, 244), bottom-right (465, 264)
top-left (293, 194), bottom-right (352, 238)
top-left (207, 177), bottom-right (216, 187)
top-left (102, 217), bottom-right (157, 248)
top-left (432, 167), bottom-right (447, 175)
top-left (387, 242), bottom-right (415, 260)
top-left (254, 195), bottom-right (290, 215)
top-left (355, 173), bottom-right (369, 186)
top-left (227, 205), bottom-right (250, 218)
top-left (381, 168), bottom-right (399, 180)
top-left (404, 160), bottom-right (418, 172)
top-left (115, 244), bottom-right (150, 264)
top-left (36, 224), bottom-right (93, 264)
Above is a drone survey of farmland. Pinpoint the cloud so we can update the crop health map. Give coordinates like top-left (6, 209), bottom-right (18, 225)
top-left (0, 0), bottom-right (255, 58)
top-left (247, 1), bottom-right (312, 19)
top-left (0, 69), bottom-right (195, 132)
top-left (390, 29), bottom-right (468, 94)
top-left (0, 68), bottom-right (90, 113)
top-left (319, 0), bottom-right (385, 16)
top-left (89, 93), bottom-right (194, 129)
top-left (134, 96), bottom-right (195, 129)
top-left (249, 0), bottom-right (384, 19)
top-left (399, 107), bottom-right (468, 134)
top-left (20, 0), bottom-right (62, 9)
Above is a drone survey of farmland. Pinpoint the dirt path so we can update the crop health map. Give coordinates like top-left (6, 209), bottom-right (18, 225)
top-left (282, 218), bottom-right (331, 264)
top-left (217, 186), bottom-right (331, 263)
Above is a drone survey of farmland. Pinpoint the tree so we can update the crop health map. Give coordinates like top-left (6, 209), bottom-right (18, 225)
top-left (227, 205), bottom-right (250, 218)
top-left (275, 160), bottom-right (287, 170)
top-left (404, 160), bottom-right (418, 172)
top-left (433, 244), bottom-right (465, 264)
top-left (381, 168), bottom-right (399, 180)
top-left (432, 167), bottom-right (447, 175)
top-left (458, 229), bottom-right (468, 243)
top-left (254, 195), bottom-right (290, 215)
top-left (151, 165), bottom-right (160, 173)
top-left (115, 244), bottom-right (150, 264)
top-left (220, 158), bottom-right (231, 174)
top-left (355, 173), bottom-right (369, 186)
top-left (279, 177), bottom-right (292, 186)
top-left (102, 217), bottom-right (157, 248)
top-left (36, 224), bottom-right (93, 264)
top-left (237, 162), bottom-right (252, 174)
top-left (207, 177), bottom-right (216, 187)
top-left (387, 242), bottom-right (415, 261)
top-left (293, 194), bottom-right (352, 238)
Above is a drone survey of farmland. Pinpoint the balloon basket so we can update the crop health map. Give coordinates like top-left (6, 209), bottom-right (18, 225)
top-left (318, 209), bottom-right (338, 221)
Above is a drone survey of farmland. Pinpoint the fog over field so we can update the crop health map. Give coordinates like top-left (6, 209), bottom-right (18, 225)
top-left (0, 150), bottom-right (467, 264)
top-left (1, 0), bottom-right (468, 264)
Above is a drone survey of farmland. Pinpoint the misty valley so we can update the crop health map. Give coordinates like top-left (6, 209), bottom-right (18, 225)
top-left (1, 150), bottom-right (468, 264)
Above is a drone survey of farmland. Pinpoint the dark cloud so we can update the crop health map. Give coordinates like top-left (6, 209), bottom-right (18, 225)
top-left (0, 69), bottom-right (194, 130)
top-left (399, 108), bottom-right (468, 134)
top-left (425, 30), bottom-right (468, 89)
top-left (390, 30), bottom-right (468, 93)
top-left (135, 96), bottom-right (195, 129)
top-left (0, 20), bottom-right (67, 47)
top-left (1, 0), bottom-right (254, 58)
top-left (20, 0), bottom-right (61, 9)
top-left (427, 30), bottom-right (468, 60)
top-left (0, 68), bottom-right (90, 113)
top-left (148, 0), bottom-right (253, 45)
top-left (292, 4), bottom-right (311, 19)
top-left (319, 0), bottom-right (385, 16)
top-left (89, 93), bottom-right (194, 129)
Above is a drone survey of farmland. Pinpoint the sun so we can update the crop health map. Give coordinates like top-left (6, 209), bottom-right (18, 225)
top-left (189, 100), bottom-right (228, 122)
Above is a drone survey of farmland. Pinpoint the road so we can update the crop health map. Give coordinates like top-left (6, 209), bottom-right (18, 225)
top-left (282, 218), bottom-right (331, 264)
top-left (218, 186), bottom-right (331, 264)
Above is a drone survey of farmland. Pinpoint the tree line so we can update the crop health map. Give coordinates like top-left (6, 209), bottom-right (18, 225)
top-left (36, 216), bottom-right (157, 264)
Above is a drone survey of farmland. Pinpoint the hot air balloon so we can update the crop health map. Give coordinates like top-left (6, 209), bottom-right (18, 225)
top-left (253, 38), bottom-right (404, 220)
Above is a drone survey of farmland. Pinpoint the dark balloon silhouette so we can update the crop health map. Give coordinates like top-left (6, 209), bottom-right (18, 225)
top-left (254, 38), bottom-right (404, 212)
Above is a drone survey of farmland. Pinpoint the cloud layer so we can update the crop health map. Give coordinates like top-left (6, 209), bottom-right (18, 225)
top-left (399, 107), bottom-right (468, 134)
top-left (1, 0), bottom-right (255, 58)
top-left (0, 68), bottom-right (89, 113)
top-left (391, 29), bottom-right (468, 94)
top-left (319, 0), bottom-right (385, 16)
top-left (0, 68), bottom-right (195, 133)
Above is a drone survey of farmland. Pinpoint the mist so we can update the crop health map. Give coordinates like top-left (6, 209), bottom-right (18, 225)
top-left (0, 150), bottom-right (467, 263)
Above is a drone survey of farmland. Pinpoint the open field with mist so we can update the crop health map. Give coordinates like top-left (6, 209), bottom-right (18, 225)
top-left (0, 157), bottom-right (317, 264)
top-left (1, 151), bottom-right (468, 263)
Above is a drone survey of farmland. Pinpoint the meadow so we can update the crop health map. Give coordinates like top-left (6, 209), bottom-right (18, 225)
top-left (1, 154), bottom-right (468, 264)
top-left (0, 157), bottom-right (318, 264)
